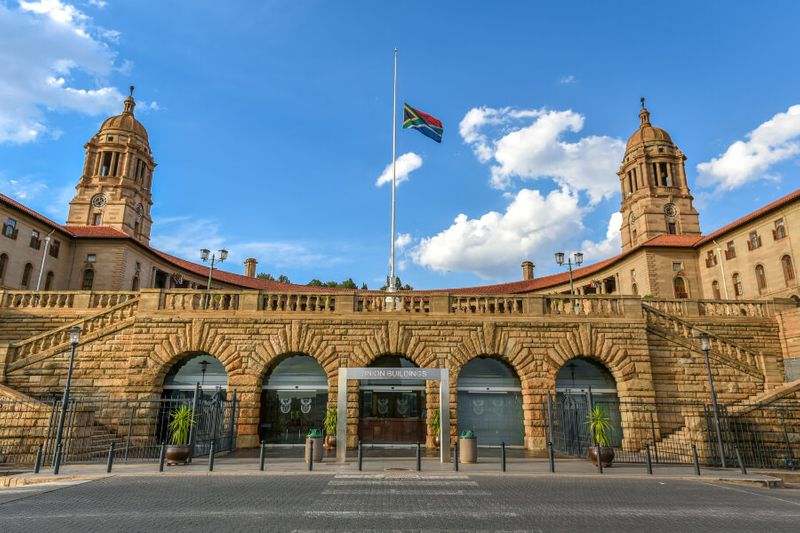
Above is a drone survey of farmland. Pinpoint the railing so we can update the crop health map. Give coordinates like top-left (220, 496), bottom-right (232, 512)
top-left (7, 297), bottom-right (139, 364)
top-left (642, 303), bottom-right (764, 379)
top-left (543, 296), bottom-right (625, 316)
top-left (645, 298), bottom-right (779, 318)
top-left (261, 293), bottom-right (335, 312)
top-left (450, 295), bottom-right (523, 314)
top-left (162, 291), bottom-right (240, 311)
top-left (0, 291), bottom-right (136, 310)
top-left (89, 292), bottom-right (137, 309)
top-left (356, 293), bottom-right (430, 313)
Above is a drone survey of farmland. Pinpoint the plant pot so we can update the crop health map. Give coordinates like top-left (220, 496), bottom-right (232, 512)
top-left (165, 444), bottom-right (193, 465)
top-left (433, 435), bottom-right (440, 449)
top-left (459, 438), bottom-right (477, 464)
top-left (305, 437), bottom-right (324, 463)
top-left (588, 446), bottom-right (615, 467)
top-left (325, 435), bottom-right (336, 450)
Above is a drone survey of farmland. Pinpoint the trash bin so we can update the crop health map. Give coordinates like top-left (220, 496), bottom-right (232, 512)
top-left (459, 430), bottom-right (477, 463)
top-left (305, 429), bottom-right (324, 464)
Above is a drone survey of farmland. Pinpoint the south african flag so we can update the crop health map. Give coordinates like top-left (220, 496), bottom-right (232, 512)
top-left (402, 103), bottom-right (443, 143)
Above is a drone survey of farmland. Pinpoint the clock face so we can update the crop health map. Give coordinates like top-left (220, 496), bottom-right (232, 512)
top-left (91, 194), bottom-right (108, 208)
top-left (664, 203), bottom-right (678, 218)
top-left (135, 203), bottom-right (144, 216)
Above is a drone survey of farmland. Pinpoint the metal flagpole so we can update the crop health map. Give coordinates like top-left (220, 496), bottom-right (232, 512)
top-left (388, 47), bottom-right (398, 294)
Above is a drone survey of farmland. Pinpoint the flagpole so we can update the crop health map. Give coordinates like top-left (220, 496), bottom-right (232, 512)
top-left (389, 47), bottom-right (398, 293)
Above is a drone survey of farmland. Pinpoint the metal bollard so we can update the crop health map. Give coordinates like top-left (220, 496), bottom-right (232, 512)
top-left (454, 441), bottom-right (459, 472)
top-left (53, 443), bottom-right (63, 475)
top-left (158, 443), bottom-right (166, 472)
top-left (595, 445), bottom-right (603, 474)
top-left (416, 442), bottom-right (421, 472)
top-left (260, 441), bottom-right (266, 471)
top-left (106, 442), bottom-right (115, 473)
top-left (548, 440), bottom-right (555, 473)
top-left (357, 441), bottom-right (363, 471)
top-left (209, 441), bottom-right (215, 471)
top-left (33, 444), bottom-right (43, 474)
top-left (692, 444), bottom-right (701, 476)
top-left (734, 446), bottom-right (747, 475)
top-left (645, 444), bottom-right (653, 475)
top-left (308, 440), bottom-right (314, 471)
top-left (501, 442), bottom-right (506, 472)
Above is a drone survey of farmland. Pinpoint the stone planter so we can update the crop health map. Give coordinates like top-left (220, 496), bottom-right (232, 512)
top-left (165, 444), bottom-right (192, 466)
top-left (305, 437), bottom-right (324, 463)
top-left (588, 446), bottom-right (615, 467)
top-left (459, 437), bottom-right (477, 464)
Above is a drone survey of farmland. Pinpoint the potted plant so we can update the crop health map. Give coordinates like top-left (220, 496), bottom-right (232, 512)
top-left (459, 429), bottom-right (477, 463)
top-left (305, 428), bottom-right (324, 463)
top-left (166, 404), bottom-right (194, 465)
top-left (429, 408), bottom-right (441, 448)
top-left (323, 405), bottom-right (337, 450)
top-left (586, 405), bottom-right (615, 467)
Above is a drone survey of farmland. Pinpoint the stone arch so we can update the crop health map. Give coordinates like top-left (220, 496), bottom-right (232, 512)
top-left (161, 351), bottom-right (229, 398)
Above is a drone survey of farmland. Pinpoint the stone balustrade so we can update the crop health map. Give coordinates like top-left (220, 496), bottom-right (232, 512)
top-left (644, 297), bottom-right (795, 318)
top-left (0, 290), bottom-right (137, 311)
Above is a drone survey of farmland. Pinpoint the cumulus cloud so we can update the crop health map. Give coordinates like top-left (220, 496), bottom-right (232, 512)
top-left (395, 232), bottom-right (412, 250)
top-left (459, 106), bottom-right (625, 204)
top-left (375, 152), bottom-right (423, 187)
top-left (581, 212), bottom-right (622, 261)
top-left (0, 1), bottom-right (125, 143)
top-left (410, 187), bottom-right (582, 279)
top-left (697, 104), bottom-right (800, 191)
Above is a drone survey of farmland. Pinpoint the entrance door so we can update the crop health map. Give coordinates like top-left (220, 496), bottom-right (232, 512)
top-left (359, 386), bottom-right (425, 443)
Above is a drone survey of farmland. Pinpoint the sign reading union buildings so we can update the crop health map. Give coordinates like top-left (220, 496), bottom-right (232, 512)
top-left (345, 368), bottom-right (443, 381)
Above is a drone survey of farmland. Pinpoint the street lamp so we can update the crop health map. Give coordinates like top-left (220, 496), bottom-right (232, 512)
top-left (199, 359), bottom-right (210, 386)
top-left (554, 251), bottom-right (584, 295)
top-left (699, 331), bottom-right (727, 468)
top-left (200, 248), bottom-right (228, 290)
top-left (53, 325), bottom-right (81, 474)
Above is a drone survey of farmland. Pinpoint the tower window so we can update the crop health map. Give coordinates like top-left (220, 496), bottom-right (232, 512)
top-left (93, 213), bottom-right (102, 225)
top-left (667, 222), bottom-right (677, 234)
top-left (659, 162), bottom-right (670, 186)
top-left (111, 152), bottom-right (120, 176)
top-left (100, 152), bottom-right (113, 177)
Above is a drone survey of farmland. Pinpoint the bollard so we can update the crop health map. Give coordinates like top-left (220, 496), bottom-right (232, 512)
top-left (595, 445), bottom-right (603, 474)
top-left (734, 446), bottom-right (747, 475)
top-left (692, 444), bottom-right (701, 476)
top-left (33, 444), bottom-right (43, 474)
top-left (209, 441), bottom-right (215, 472)
top-left (106, 442), bottom-right (115, 473)
top-left (454, 441), bottom-right (459, 472)
top-left (416, 442), bottom-right (421, 472)
top-left (158, 443), bottom-right (166, 472)
top-left (645, 444), bottom-right (653, 475)
top-left (357, 441), bottom-right (363, 472)
top-left (260, 441), bottom-right (266, 471)
top-left (501, 442), bottom-right (506, 472)
top-left (53, 443), bottom-right (63, 475)
top-left (308, 439), bottom-right (314, 471)
top-left (548, 440), bottom-right (555, 473)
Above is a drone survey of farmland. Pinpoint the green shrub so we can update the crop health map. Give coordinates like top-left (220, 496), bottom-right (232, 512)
top-left (586, 405), bottom-right (613, 447)
top-left (323, 405), bottom-right (337, 436)
top-left (428, 408), bottom-right (441, 436)
top-left (168, 405), bottom-right (194, 445)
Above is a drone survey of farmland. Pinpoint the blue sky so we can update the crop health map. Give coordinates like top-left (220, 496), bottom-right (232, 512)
top-left (1, 1), bottom-right (799, 289)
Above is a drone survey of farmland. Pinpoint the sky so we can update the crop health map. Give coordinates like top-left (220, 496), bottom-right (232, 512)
top-left (1, 0), bottom-right (799, 290)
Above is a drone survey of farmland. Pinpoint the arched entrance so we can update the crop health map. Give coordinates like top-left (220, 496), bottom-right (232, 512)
top-left (260, 355), bottom-right (328, 444)
top-left (553, 357), bottom-right (622, 456)
top-left (457, 357), bottom-right (524, 446)
top-left (359, 355), bottom-right (426, 444)
top-left (163, 352), bottom-right (227, 400)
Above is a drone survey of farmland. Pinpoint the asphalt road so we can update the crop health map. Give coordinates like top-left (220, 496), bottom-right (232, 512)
top-left (1, 473), bottom-right (799, 532)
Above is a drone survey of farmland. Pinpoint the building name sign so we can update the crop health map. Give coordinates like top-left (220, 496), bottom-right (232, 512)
top-left (345, 368), bottom-right (442, 381)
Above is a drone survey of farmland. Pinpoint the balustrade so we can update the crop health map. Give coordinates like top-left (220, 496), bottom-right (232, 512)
top-left (261, 293), bottom-right (335, 312)
top-left (356, 293), bottom-right (429, 313)
top-left (449, 295), bottom-right (523, 314)
top-left (1, 291), bottom-right (75, 309)
top-left (162, 291), bottom-right (240, 311)
top-left (543, 296), bottom-right (624, 316)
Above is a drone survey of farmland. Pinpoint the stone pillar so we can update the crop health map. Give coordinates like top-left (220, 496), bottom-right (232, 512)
top-left (244, 258), bottom-right (257, 278)
top-left (228, 373), bottom-right (261, 448)
top-left (138, 289), bottom-right (163, 311)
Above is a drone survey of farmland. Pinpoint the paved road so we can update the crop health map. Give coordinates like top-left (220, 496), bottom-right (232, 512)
top-left (1, 473), bottom-right (799, 532)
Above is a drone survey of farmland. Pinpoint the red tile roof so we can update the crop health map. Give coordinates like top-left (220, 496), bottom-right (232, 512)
top-left (0, 193), bottom-right (72, 237)
top-left (64, 225), bottom-right (130, 238)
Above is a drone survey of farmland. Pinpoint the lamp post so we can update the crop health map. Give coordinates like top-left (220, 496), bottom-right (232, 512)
top-left (200, 248), bottom-right (228, 309)
top-left (699, 332), bottom-right (727, 468)
top-left (35, 230), bottom-right (55, 291)
top-left (199, 359), bottom-right (210, 387)
top-left (53, 326), bottom-right (82, 474)
top-left (554, 251), bottom-right (584, 295)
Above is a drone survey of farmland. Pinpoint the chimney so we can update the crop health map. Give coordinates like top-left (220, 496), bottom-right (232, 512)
top-left (244, 257), bottom-right (258, 278)
top-left (521, 260), bottom-right (535, 281)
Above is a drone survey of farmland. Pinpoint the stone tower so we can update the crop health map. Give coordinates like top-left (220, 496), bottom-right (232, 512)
top-left (67, 87), bottom-right (156, 244)
top-left (618, 99), bottom-right (700, 251)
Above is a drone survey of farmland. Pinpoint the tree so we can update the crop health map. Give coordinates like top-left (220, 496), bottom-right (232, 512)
top-left (277, 274), bottom-right (291, 284)
top-left (380, 276), bottom-right (413, 291)
top-left (257, 273), bottom-right (291, 284)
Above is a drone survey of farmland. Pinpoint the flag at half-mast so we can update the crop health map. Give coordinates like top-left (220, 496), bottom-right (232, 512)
top-left (402, 103), bottom-right (443, 143)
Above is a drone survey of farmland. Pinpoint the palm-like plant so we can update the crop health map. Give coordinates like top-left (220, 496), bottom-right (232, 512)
top-left (586, 405), bottom-right (613, 447)
top-left (428, 408), bottom-right (441, 437)
top-left (167, 405), bottom-right (194, 446)
top-left (323, 405), bottom-right (337, 436)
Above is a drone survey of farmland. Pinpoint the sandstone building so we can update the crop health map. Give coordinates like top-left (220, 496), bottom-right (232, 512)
top-left (1, 93), bottom-right (799, 457)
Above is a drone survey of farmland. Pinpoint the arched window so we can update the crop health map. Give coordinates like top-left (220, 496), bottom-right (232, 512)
top-left (0, 253), bottom-right (7, 281)
top-left (631, 282), bottom-right (638, 295)
top-left (755, 264), bottom-right (767, 293)
top-left (21, 263), bottom-right (33, 288)
top-left (733, 273), bottom-right (743, 298)
top-left (44, 271), bottom-right (54, 291)
top-left (81, 269), bottom-right (94, 290)
top-left (163, 353), bottom-right (228, 399)
top-left (673, 276), bottom-right (688, 299)
top-left (457, 357), bottom-right (523, 446)
top-left (131, 275), bottom-right (140, 291)
top-left (711, 280), bottom-right (721, 299)
top-left (782, 255), bottom-right (796, 286)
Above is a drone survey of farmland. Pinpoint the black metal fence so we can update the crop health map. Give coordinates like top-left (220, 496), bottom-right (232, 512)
top-left (545, 393), bottom-right (798, 470)
top-left (0, 389), bottom-right (238, 466)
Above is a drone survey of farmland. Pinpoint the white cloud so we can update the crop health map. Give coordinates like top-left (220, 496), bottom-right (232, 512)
top-left (86, 0), bottom-right (108, 8)
top-left (395, 232), bottom-right (412, 250)
top-left (410, 187), bottom-right (582, 279)
top-left (559, 75), bottom-right (576, 85)
top-left (581, 212), bottom-right (622, 261)
top-left (459, 106), bottom-right (625, 204)
top-left (697, 104), bottom-right (800, 191)
top-left (375, 152), bottom-right (423, 187)
top-left (0, 173), bottom-right (48, 201)
top-left (0, 1), bottom-right (125, 143)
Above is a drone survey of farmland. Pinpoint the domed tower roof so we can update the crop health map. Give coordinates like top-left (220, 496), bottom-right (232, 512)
top-left (97, 85), bottom-right (149, 143)
top-left (625, 97), bottom-right (672, 151)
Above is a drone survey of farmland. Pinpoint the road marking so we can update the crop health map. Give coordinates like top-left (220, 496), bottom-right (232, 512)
top-left (322, 489), bottom-right (492, 495)
top-left (329, 479), bottom-right (478, 486)
top-left (702, 481), bottom-right (800, 507)
top-left (304, 510), bottom-right (519, 518)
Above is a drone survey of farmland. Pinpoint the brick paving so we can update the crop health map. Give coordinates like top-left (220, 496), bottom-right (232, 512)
top-left (1, 470), bottom-right (799, 532)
